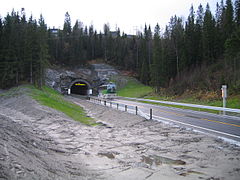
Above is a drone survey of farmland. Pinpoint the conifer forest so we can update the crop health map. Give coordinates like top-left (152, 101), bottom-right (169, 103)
top-left (0, 0), bottom-right (240, 95)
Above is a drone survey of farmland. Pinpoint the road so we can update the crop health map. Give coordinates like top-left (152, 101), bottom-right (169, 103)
top-left (110, 98), bottom-right (240, 142)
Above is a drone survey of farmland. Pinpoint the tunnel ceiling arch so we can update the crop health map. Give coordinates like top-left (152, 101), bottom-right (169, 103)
top-left (69, 79), bottom-right (91, 95)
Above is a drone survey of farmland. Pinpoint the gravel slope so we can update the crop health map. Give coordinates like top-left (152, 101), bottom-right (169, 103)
top-left (0, 89), bottom-right (240, 180)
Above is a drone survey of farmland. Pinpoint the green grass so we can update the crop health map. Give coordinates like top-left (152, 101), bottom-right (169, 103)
top-left (102, 89), bottom-right (108, 94)
top-left (115, 76), bottom-right (239, 113)
top-left (145, 95), bottom-right (240, 110)
top-left (117, 78), bottom-right (153, 98)
top-left (29, 85), bottom-right (96, 125)
top-left (139, 100), bottom-right (220, 114)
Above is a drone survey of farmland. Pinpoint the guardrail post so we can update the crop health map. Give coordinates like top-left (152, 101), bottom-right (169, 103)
top-left (125, 105), bottom-right (127, 112)
top-left (150, 109), bottom-right (152, 120)
top-left (136, 106), bottom-right (138, 115)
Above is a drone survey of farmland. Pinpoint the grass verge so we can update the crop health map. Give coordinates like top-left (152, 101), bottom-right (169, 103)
top-left (144, 95), bottom-right (240, 110)
top-left (115, 76), bottom-right (239, 113)
top-left (139, 100), bottom-right (220, 114)
top-left (108, 74), bottom-right (239, 114)
top-left (29, 85), bottom-right (96, 125)
top-left (117, 78), bottom-right (153, 98)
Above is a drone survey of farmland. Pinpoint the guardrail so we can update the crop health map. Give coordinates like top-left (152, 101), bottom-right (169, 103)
top-left (89, 97), bottom-right (152, 119)
top-left (120, 97), bottom-right (240, 114)
top-left (87, 96), bottom-right (240, 141)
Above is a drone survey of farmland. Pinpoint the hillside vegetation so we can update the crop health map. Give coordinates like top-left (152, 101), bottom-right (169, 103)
top-left (112, 75), bottom-right (153, 98)
top-left (114, 75), bottom-right (240, 110)
top-left (0, 0), bottom-right (239, 97)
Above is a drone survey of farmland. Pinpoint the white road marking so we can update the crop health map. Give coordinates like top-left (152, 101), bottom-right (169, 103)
top-left (152, 115), bottom-right (240, 140)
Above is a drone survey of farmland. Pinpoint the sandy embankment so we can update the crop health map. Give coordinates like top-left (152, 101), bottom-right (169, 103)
top-left (0, 89), bottom-right (240, 180)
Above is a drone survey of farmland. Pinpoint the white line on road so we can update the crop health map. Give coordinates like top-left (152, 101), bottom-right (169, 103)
top-left (152, 115), bottom-right (240, 140)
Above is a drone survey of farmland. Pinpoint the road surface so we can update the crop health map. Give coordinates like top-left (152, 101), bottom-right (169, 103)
top-left (110, 98), bottom-right (240, 142)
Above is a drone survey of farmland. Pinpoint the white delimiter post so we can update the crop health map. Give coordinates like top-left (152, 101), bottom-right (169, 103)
top-left (221, 85), bottom-right (227, 115)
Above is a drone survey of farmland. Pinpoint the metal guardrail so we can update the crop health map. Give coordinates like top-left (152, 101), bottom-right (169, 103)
top-left (120, 97), bottom-right (240, 114)
top-left (87, 96), bottom-right (240, 141)
top-left (89, 97), bottom-right (153, 119)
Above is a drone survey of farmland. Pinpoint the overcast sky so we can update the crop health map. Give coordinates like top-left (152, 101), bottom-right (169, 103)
top-left (0, 0), bottom-right (219, 34)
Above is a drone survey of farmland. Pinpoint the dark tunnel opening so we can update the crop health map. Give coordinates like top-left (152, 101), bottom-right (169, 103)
top-left (70, 81), bottom-right (89, 95)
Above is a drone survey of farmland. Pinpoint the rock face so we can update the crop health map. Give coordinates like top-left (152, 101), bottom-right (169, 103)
top-left (91, 64), bottom-right (118, 81)
top-left (45, 66), bottom-right (100, 95)
top-left (45, 64), bottom-right (119, 95)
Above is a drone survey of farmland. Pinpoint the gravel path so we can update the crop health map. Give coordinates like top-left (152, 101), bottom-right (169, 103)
top-left (0, 89), bottom-right (240, 180)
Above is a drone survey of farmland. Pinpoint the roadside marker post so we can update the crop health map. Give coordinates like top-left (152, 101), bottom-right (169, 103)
top-left (150, 109), bottom-right (152, 120)
top-left (221, 85), bottom-right (227, 115)
top-left (125, 105), bottom-right (127, 112)
top-left (136, 106), bottom-right (138, 115)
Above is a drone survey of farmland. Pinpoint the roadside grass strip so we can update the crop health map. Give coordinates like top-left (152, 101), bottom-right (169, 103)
top-left (29, 86), bottom-right (95, 125)
top-left (117, 78), bottom-right (153, 98)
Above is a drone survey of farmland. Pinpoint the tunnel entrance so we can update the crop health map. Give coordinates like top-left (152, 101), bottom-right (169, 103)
top-left (70, 81), bottom-right (89, 95)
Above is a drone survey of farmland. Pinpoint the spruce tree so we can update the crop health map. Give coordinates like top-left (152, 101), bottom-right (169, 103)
top-left (224, 0), bottom-right (234, 37)
top-left (63, 12), bottom-right (71, 36)
top-left (195, 4), bottom-right (204, 65)
top-left (235, 0), bottom-right (240, 27)
top-left (37, 14), bottom-right (49, 88)
top-left (185, 5), bottom-right (196, 67)
top-left (203, 3), bottom-right (216, 63)
top-left (151, 24), bottom-right (162, 92)
top-left (215, 1), bottom-right (226, 56)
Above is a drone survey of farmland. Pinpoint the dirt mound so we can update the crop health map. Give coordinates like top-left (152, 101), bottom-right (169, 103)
top-left (0, 88), bottom-right (240, 180)
top-left (0, 92), bottom-right (98, 180)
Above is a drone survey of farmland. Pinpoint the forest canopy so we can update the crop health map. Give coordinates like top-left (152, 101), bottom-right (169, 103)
top-left (0, 0), bottom-right (239, 94)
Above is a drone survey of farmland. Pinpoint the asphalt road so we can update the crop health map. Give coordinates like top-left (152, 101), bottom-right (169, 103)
top-left (110, 99), bottom-right (240, 142)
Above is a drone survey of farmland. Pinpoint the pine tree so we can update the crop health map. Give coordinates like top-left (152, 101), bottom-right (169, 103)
top-left (169, 16), bottom-right (185, 75)
top-left (62, 12), bottom-right (72, 65)
top-left (163, 25), bottom-right (177, 82)
top-left (103, 23), bottom-right (110, 61)
top-left (36, 14), bottom-right (49, 88)
top-left (151, 24), bottom-right (162, 92)
top-left (88, 25), bottom-right (95, 59)
top-left (203, 3), bottom-right (216, 63)
top-left (195, 4), bottom-right (204, 64)
top-left (72, 20), bottom-right (80, 64)
top-left (215, 1), bottom-right (226, 56)
top-left (224, 0), bottom-right (234, 37)
top-left (185, 5), bottom-right (196, 67)
top-left (63, 12), bottom-right (71, 36)
top-left (0, 17), bottom-right (4, 87)
top-left (235, 0), bottom-right (240, 27)
top-left (24, 15), bottom-right (34, 84)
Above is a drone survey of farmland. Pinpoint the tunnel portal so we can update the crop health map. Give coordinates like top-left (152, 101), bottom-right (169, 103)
top-left (70, 80), bottom-right (90, 95)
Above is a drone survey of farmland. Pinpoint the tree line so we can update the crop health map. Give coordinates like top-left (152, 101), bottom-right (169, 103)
top-left (0, 9), bottom-right (48, 88)
top-left (1, 0), bottom-right (240, 94)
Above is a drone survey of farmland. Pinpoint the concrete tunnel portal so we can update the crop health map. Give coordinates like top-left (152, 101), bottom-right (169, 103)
top-left (69, 80), bottom-right (91, 95)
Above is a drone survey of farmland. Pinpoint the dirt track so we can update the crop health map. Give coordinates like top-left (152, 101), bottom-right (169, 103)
top-left (0, 89), bottom-right (240, 180)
